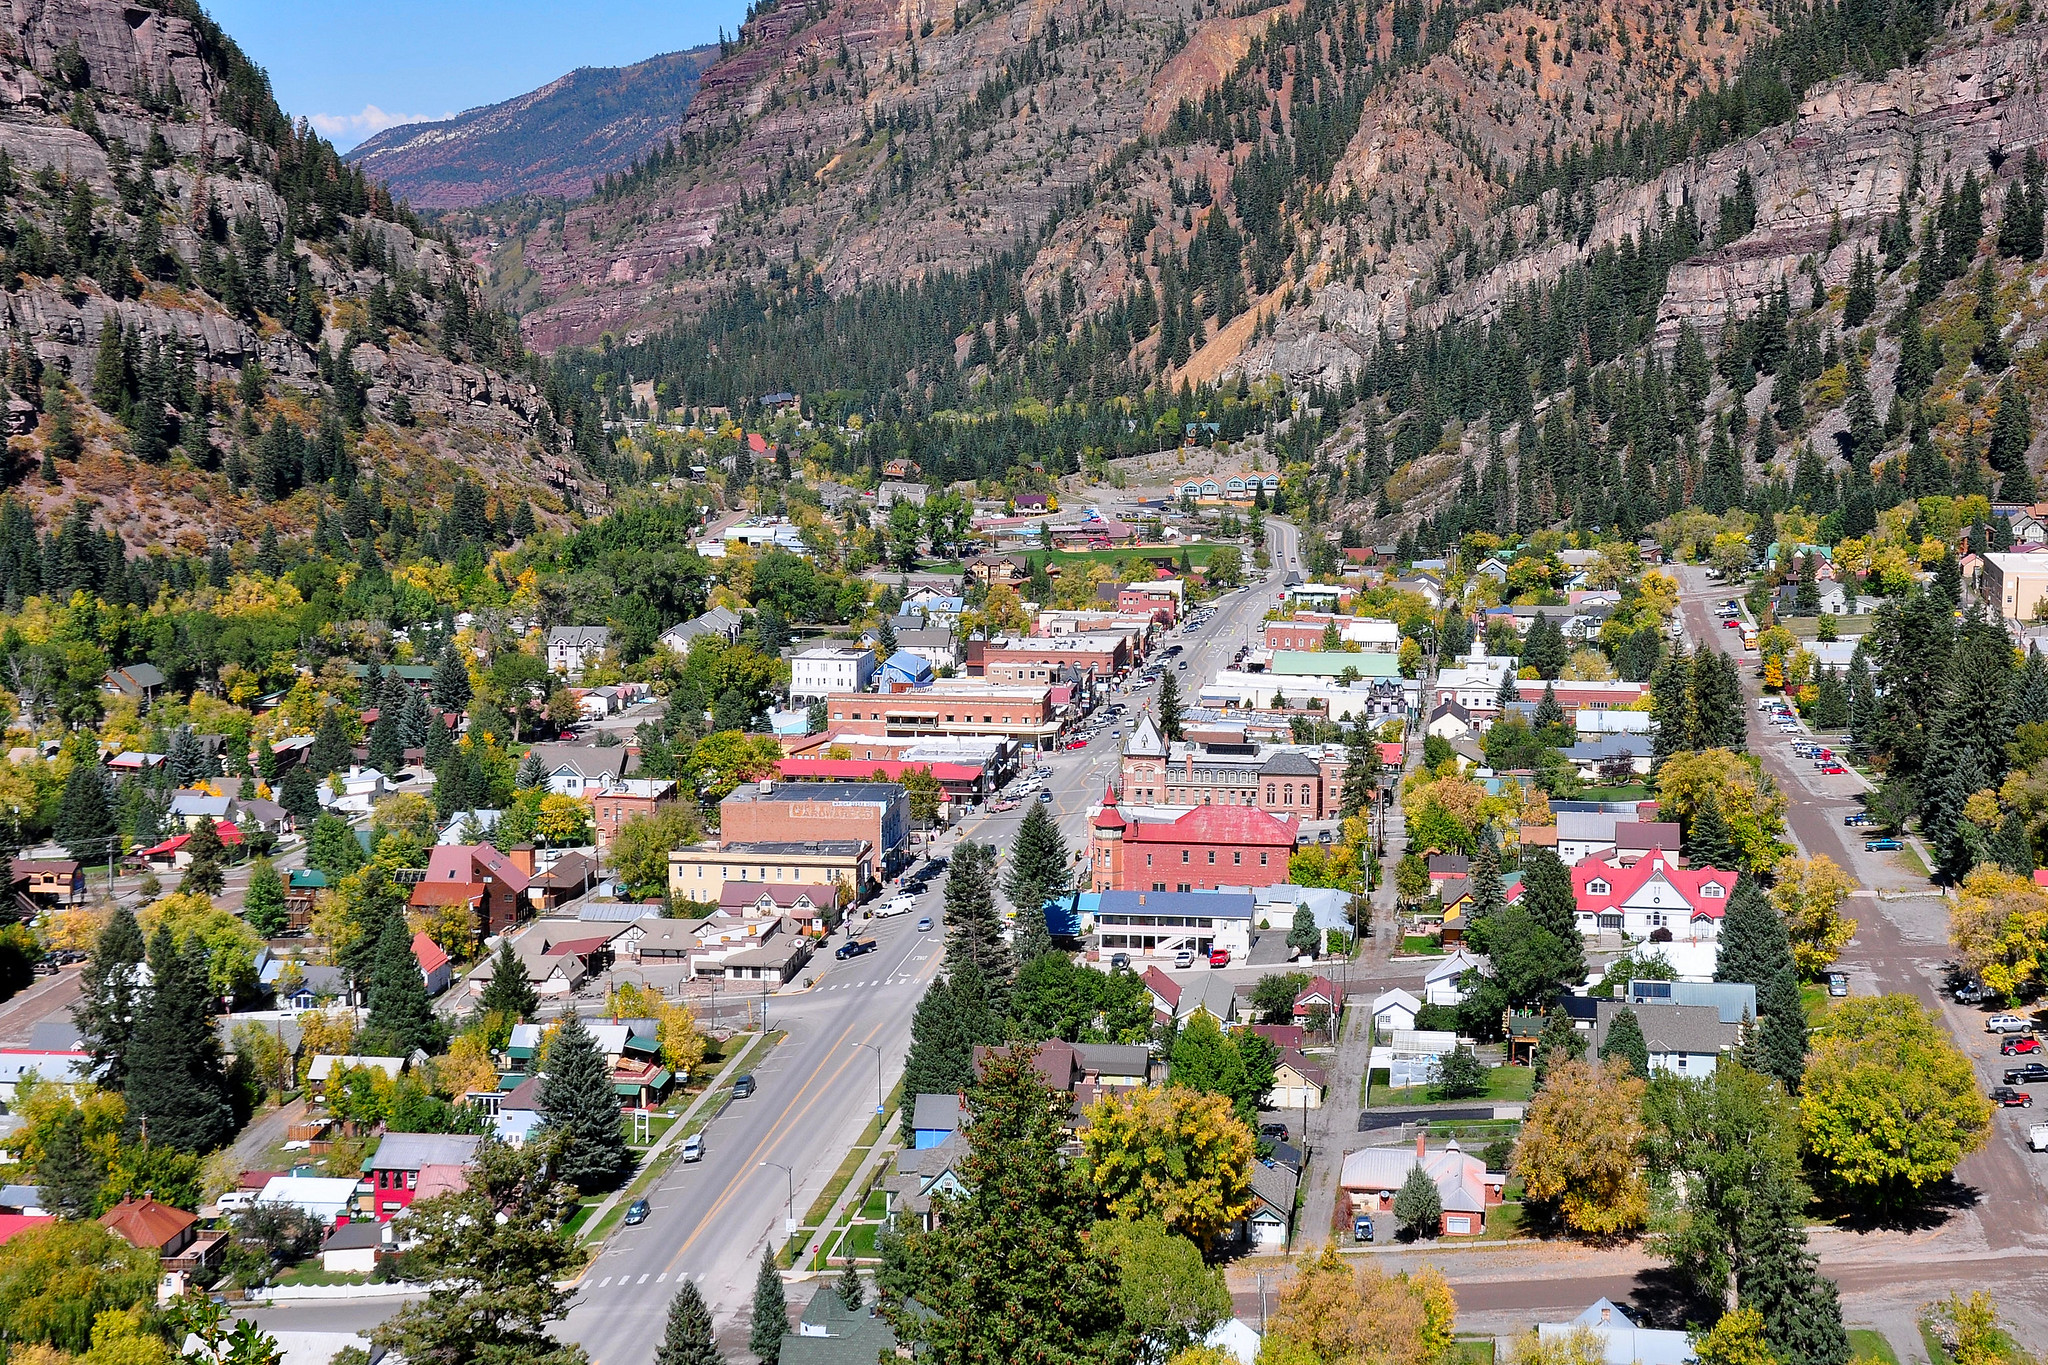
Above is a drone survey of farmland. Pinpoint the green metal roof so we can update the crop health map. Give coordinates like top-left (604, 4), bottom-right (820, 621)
top-left (1268, 650), bottom-right (1401, 679)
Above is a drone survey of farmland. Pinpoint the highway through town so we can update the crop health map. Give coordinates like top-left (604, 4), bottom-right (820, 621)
top-left (243, 518), bottom-right (1298, 1358)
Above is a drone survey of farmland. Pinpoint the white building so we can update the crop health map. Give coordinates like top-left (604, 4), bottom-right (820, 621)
top-left (1422, 948), bottom-right (1488, 1006)
top-left (1370, 988), bottom-right (1421, 1034)
top-left (791, 647), bottom-right (878, 704)
top-left (546, 625), bottom-right (612, 676)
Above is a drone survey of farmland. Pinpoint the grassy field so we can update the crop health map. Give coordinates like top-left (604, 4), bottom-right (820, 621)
top-left (1370, 1065), bottom-right (1535, 1107)
top-left (1398, 935), bottom-right (1440, 955)
top-left (1848, 1330), bottom-right (1901, 1365)
top-left (1578, 784), bottom-right (1652, 802)
top-left (1449, 1339), bottom-right (1498, 1365)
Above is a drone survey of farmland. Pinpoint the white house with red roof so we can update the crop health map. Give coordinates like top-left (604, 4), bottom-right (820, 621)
top-left (411, 932), bottom-right (452, 995)
top-left (1141, 966), bottom-right (1183, 1022)
top-left (1571, 848), bottom-right (1736, 940)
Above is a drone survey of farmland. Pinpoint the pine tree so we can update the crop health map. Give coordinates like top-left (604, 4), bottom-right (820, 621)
top-left (1715, 879), bottom-right (1806, 1091)
top-left (1735, 1175), bottom-right (1851, 1365)
top-left (1002, 802), bottom-right (1070, 965)
top-left (1685, 793), bottom-right (1742, 871)
top-left (1600, 1006), bottom-right (1649, 1079)
top-left (1691, 650), bottom-right (1747, 750)
top-left (368, 706), bottom-right (405, 775)
top-left (1534, 683), bottom-right (1565, 732)
top-left (279, 763), bottom-right (320, 826)
top-left (897, 959), bottom-right (997, 1138)
top-left (1156, 671), bottom-right (1185, 741)
top-left (399, 686), bottom-right (434, 749)
top-left (123, 925), bottom-right (235, 1152)
top-left (1461, 832), bottom-right (1508, 951)
top-left (537, 1012), bottom-right (633, 1193)
top-left (74, 902), bottom-right (145, 1089)
top-left (751, 1246), bottom-right (789, 1364)
top-left (179, 816), bottom-right (227, 896)
top-left (480, 936), bottom-right (538, 1021)
top-left (54, 755), bottom-right (113, 864)
top-left (307, 705), bottom-right (353, 777)
top-left (243, 857), bottom-right (288, 938)
top-left (1532, 1006), bottom-right (1584, 1089)
top-left (34, 1104), bottom-right (103, 1218)
top-left (364, 915), bottom-right (441, 1056)
top-left (432, 649), bottom-right (473, 712)
top-left (835, 1257), bottom-right (864, 1310)
top-left (1520, 847), bottom-right (1584, 988)
top-left (943, 842), bottom-right (1012, 992)
top-left (653, 1277), bottom-right (722, 1365)
top-left (1994, 806), bottom-right (2035, 875)
top-left (1393, 1161), bottom-right (1444, 1237)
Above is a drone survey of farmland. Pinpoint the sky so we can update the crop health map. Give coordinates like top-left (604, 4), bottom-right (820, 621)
top-left (203, 1), bottom-right (751, 151)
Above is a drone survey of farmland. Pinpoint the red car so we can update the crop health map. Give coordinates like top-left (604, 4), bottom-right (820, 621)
top-left (2004, 1036), bottom-right (2043, 1056)
top-left (1820, 765), bottom-right (1848, 775)
top-left (1208, 948), bottom-right (1231, 968)
top-left (1723, 619), bottom-right (1741, 629)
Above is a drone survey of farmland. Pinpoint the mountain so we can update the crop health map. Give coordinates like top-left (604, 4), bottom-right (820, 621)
top-left (0, 0), bottom-right (573, 553)
top-left (345, 45), bottom-right (720, 209)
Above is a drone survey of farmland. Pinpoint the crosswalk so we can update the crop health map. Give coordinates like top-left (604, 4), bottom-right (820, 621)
top-left (817, 976), bottom-right (917, 990)
top-left (587, 1270), bottom-right (701, 1290)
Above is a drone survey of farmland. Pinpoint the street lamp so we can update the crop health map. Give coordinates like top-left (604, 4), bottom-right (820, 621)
top-left (760, 1160), bottom-right (796, 1235)
top-left (856, 1041), bottom-right (885, 1118)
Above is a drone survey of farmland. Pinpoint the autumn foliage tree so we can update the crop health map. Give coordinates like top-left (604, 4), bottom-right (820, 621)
top-left (1769, 856), bottom-right (1857, 980)
top-left (1080, 1086), bottom-right (1253, 1253)
top-left (1513, 1058), bottom-right (1649, 1238)
top-left (1258, 1244), bottom-right (1455, 1365)
top-left (1949, 868), bottom-right (2048, 1000)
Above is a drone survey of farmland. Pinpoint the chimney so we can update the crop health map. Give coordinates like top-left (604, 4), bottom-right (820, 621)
top-left (1416, 1132), bottom-right (1427, 1161)
top-left (508, 844), bottom-right (535, 877)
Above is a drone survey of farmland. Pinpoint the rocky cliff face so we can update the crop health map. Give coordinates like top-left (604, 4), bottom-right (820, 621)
top-left (0, 0), bottom-right (565, 551)
top-left (346, 45), bottom-right (719, 209)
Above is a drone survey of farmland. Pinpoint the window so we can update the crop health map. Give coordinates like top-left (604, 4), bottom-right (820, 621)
top-left (1208, 851), bottom-right (1217, 864)
top-left (1177, 883), bottom-right (1192, 893)
top-left (1234, 851), bottom-right (1242, 865)
top-left (1260, 853), bottom-right (1269, 866)
top-left (1587, 879), bottom-right (1610, 895)
top-left (1285, 784), bottom-right (1295, 804)
top-left (1267, 784), bottom-right (1277, 802)
top-left (1181, 850), bottom-right (1191, 864)
top-left (1700, 882), bottom-right (1726, 897)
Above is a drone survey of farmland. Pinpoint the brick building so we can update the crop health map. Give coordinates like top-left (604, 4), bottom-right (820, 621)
top-left (1089, 791), bottom-right (1300, 892)
top-left (825, 681), bottom-right (1061, 748)
top-left (589, 777), bottom-right (677, 850)
top-left (1119, 714), bottom-right (1346, 818)
top-left (411, 843), bottom-right (533, 940)
top-left (719, 780), bottom-right (910, 872)
top-left (1261, 614), bottom-right (1403, 652)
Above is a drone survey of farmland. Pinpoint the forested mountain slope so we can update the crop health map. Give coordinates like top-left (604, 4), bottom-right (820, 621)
top-left (346, 45), bottom-right (720, 209)
top-left (0, 0), bottom-right (568, 561)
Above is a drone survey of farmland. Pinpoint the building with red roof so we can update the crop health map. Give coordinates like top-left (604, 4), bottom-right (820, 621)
top-left (1571, 848), bottom-right (1736, 940)
top-left (413, 843), bottom-right (533, 940)
top-left (776, 757), bottom-right (991, 807)
top-left (1089, 789), bottom-right (1299, 892)
top-left (412, 932), bottom-right (452, 994)
top-left (136, 823), bottom-right (244, 872)
top-left (0, 1213), bottom-right (52, 1245)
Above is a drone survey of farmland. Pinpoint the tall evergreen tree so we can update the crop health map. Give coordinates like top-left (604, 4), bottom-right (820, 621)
top-left (1600, 1006), bottom-right (1650, 1079)
top-left (1156, 671), bottom-right (1185, 742)
top-left (73, 902), bottom-right (145, 1089)
top-left (307, 705), bottom-right (353, 776)
top-left (34, 1104), bottom-right (103, 1219)
top-left (1716, 879), bottom-right (1806, 1091)
top-left (1520, 847), bottom-right (1585, 987)
top-left (1461, 832), bottom-right (1508, 950)
top-left (653, 1277), bottom-right (722, 1365)
top-left (897, 959), bottom-right (997, 1138)
top-left (537, 1012), bottom-right (633, 1193)
top-left (480, 935), bottom-right (538, 1021)
top-left (123, 925), bottom-right (235, 1151)
top-left (432, 649), bottom-right (473, 712)
top-left (364, 915), bottom-right (441, 1056)
top-left (1532, 1005), bottom-right (1585, 1089)
top-left (279, 763), bottom-right (321, 826)
top-left (1650, 645), bottom-right (1695, 764)
top-left (835, 1257), bottom-right (865, 1310)
top-left (1002, 802), bottom-right (1069, 964)
top-left (751, 1246), bottom-right (789, 1364)
top-left (54, 755), bottom-right (113, 864)
top-left (1684, 793), bottom-right (1743, 871)
top-left (242, 857), bottom-right (288, 938)
top-left (943, 842), bottom-right (1012, 993)
top-left (1735, 1175), bottom-right (1852, 1365)
top-left (1690, 650), bottom-right (1747, 750)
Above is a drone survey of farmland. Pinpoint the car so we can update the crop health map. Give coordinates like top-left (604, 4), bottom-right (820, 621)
top-left (1826, 972), bottom-right (1849, 998)
top-left (1863, 836), bottom-right (1901, 850)
top-left (1843, 812), bottom-right (1871, 825)
top-left (877, 895), bottom-right (916, 918)
top-left (1039, 789), bottom-right (1054, 801)
top-left (215, 1190), bottom-right (257, 1213)
top-left (1110, 952), bottom-right (1131, 971)
top-left (2004, 1035), bottom-right (2044, 1055)
top-left (732, 1074), bottom-right (756, 1098)
top-left (31, 956), bottom-right (57, 976)
top-left (917, 916), bottom-right (933, 932)
top-left (2007, 1063), bottom-right (2048, 1085)
top-left (1993, 1087), bottom-right (2035, 1108)
top-left (682, 1133), bottom-right (704, 1163)
top-left (1209, 948), bottom-right (1231, 968)
top-left (1174, 949), bottom-right (1195, 969)
top-left (1260, 1122), bottom-right (1289, 1141)
top-left (1354, 1216), bottom-right (1375, 1243)
top-left (836, 938), bottom-right (879, 960)
top-left (624, 1199), bottom-right (651, 1225)
top-left (1988, 1014), bottom-right (2034, 1033)
top-left (1819, 765), bottom-right (1848, 775)
top-left (1724, 619), bottom-right (1741, 629)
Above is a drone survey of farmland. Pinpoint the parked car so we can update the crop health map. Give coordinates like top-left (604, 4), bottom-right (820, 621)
top-left (1993, 1086), bottom-right (2034, 1108)
top-left (1822, 765), bottom-right (1850, 776)
top-left (1723, 619), bottom-right (1741, 629)
top-left (1843, 812), bottom-right (1871, 826)
top-left (836, 938), bottom-right (878, 960)
top-left (1110, 952), bottom-right (1131, 970)
top-left (1260, 1122), bottom-right (1289, 1141)
top-left (2005, 1063), bottom-right (2048, 1085)
top-left (1955, 981), bottom-right (1987, 1004)
top-left (1209, 948), bottom-right (1231, 968)
top-left (2031, 1123), bottom-right (2048, 1152)
top-left (1175, 949), bottom-right (1195, 969)
top-left (682, 1133), bottom-right (704, 1163)
top-left (732, 1074), bottom-right (756, 1099)
top-left (1826, 972), bottom-right (1849, 998)
top-left (1987, 1014), bottom-right (2034, 1033)
top-left (1039, 789), bottom-right (1054, 801)
top-left (2004, 1036), bottom-right (2044, 1056)
top-left (917, 916), bottom-right (933, 932)
top-left (625, 1199), bottom-right (651, 1225)
top-left (877, 895), bottom-right (916, 918)
top-left (1354, 1216), bottom-right (1375, 1243)
top-left (1863, 838), bottom-right (1900, 850)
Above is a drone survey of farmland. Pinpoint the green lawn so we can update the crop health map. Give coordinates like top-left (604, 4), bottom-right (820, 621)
top-left (845, 1223), bottom-right (881, 1259)
top-left (859, 1189), bottom-right (888, 1219)
top-left (1371, 1065), bottom-right (1534, 1107)
top-left (271, 1264), bottom-right (371, 1288)
top-left (1474, 1202), bottom-right (1528, 1241)
top-left (1449, 1340), bottom-right (1498, 1365)
top-left (1578, 784), bottom-right (1652, 801)
top-left (1848, 1330), bottom-right (1901, 1365)
top-left (1398, 935), bottom-right (1439, 955)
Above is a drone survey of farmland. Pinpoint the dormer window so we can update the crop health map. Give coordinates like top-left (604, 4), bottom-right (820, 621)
top-left (1700, 882), bottom-right (1726, 898)
top-left (1587, 879), bottom-right (1609, 895)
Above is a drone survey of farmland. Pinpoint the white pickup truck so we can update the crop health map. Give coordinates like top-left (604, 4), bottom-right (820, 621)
top-left (2030, 1124), bottom-right (2048, 1153)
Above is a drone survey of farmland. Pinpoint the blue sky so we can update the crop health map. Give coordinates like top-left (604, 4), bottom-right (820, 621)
top-left (204, 1), bottom-right (750, 150)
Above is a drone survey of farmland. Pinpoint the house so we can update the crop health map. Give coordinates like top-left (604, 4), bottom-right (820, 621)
top-left (361, 1133), bottom-right (483, 1220)
top-left (1422, 948), bottom-right (1488, 1006)
top-left (1089, 796), bottom-right (1300, 895)
top-left (0, 1213), bottom-right (53, 1245)
top-left (1424, 854), bottom-right (1470, 895)
top-left (11, 858), bottom-right (83, 906)
top-left (1586, 1000), bottom-right (1740, 1078)
top-left (911, 1093), bottom-right (965, 1149)
top-left (415, 842), bottom-right (534, 938)
top-left (268, 961), bottom-right (350, 1009)
top-left (1370, 988), bottom-right (1421, 1034)
top-left (1563, 734), bottom-right (1653, 779)
top-left (546, 625), bottom-right (613, 675)
top-left (1204, 1321), bottom-right (1265, 1365)
top-left (1339, 1135), bottom-right (1505, 1236)
top-left (877, 651), bottom-right (936, 691)
top-left (525, 743), bottom-right (632, 797)
top-left (717, 881), bottom-right (841, 934)
top-left (1247, 1023), bottom-right (1307, 1051)
top-left (1087, 887), bottom-right (1257, 961)
top-left (1291, 975), bottom-right (1343, 1026)
top-left (320, 1221), bottom-right (388, 1275)
top-left (1426, 701), bottom-right (1473, 740)
top-left (887, 1130), bottom-right (968, 1231)
top-left (1269, 1050), bottom-right (1327, 1110)
top-left (167, 788), bottom-right (233, 831)
top-left (658, 606), bottom-right (744, 653)
top-left (0, 1050), bottom-right (91, 1103)
top-left (1141, 966), bottom-right (1182, 1021)
top-left (1614, 822), bottom-right (1682, 861)
top-left (893, 626), bottom-right (960, 673)
top-left (1624, 978), bottom-right (1758, 1021)
top-left (304, 1055), bottom-right (407, 1096)
top-left (1540, 1301), bottom-right (1695, 1365)
top-left (137, 823), bottom-right (245, 872)
top-left (1243, 1158), bottom-right (1299, 1251)
top-left (102, 662), bottom-right (167, 709)
top-left (1573, 849), bottom-right (1736, 940)
top-left (474, 1074), bottom-right (546, 1145)
top-left (780, 1287), bottom-right (901, 1365)
top-left (320, 766), bottom-right (390, 815)
top-left (413, 932), bottom-right (452, 994)
top-left (100, 1197), bottom-right (225, 1270)
top-left (791, 647), bottom-right (878, 704)
top-left (254, 1176), bottom-right (360, 1224)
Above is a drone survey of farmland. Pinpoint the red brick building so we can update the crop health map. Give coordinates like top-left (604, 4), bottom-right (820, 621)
top-left (1118, 583), bottom-right (1182, 625)
top-left (826, 683), bottom-right (1061, 747)
top-left (589, 778), bottom-right (678, 849)
top-left (1090, 791), bottom-right (1300, 892)
top-left (412, 844), bottom-right (533, 939)
top-left (976, 637), bottom-right (1130, 684)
